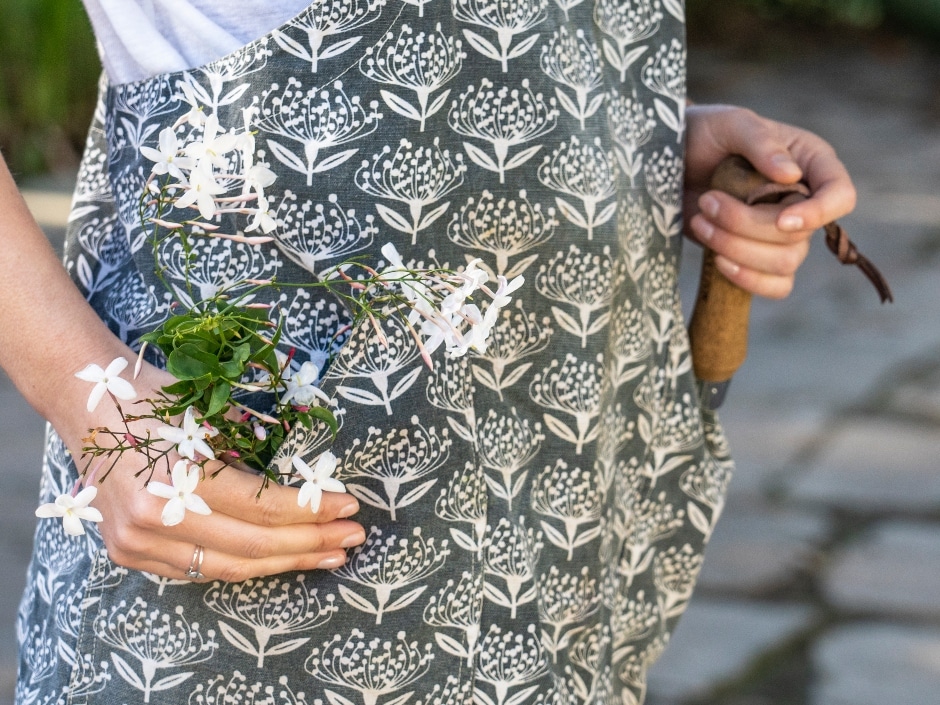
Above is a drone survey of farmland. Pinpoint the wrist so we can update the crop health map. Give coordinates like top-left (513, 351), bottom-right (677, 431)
top-left (52, 355), bottom-right (174, 454)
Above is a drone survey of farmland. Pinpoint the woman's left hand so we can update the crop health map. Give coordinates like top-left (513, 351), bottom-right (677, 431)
top-left (684, 104), bottom-right (857, 299)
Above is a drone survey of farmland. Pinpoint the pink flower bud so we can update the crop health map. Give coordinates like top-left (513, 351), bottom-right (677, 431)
top-left (149, 217), bottom-right (184, 229)
top-left (253, 424), bottom-right (267, 441)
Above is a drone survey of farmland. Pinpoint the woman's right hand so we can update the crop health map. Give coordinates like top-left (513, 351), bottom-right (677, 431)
top-left (62, 360), bottom-right (365, 582)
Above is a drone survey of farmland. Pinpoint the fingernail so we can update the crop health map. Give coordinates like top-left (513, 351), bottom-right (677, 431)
top-left (315, 554), bottom-right (346, 570)
top-left (693, 216), bottom-right (714, 242)
top-left (771, 153), bottom-right (799, 169)
top-left (338, 500), bottom-right (359, 518)
top-left (779, 215), bottom-right (804, 231)
top-left (341, 530), bottom-right (365, 548)
top-left (700, 194), bottom-right (720, 218)
top-left (715, 255), bottom-right (740, 277)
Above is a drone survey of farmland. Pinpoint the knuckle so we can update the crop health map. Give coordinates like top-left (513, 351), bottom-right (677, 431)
top-left (216, 560), bottom-right (253, 583)
top-left (241, 532), bottom-right (275, 560)
top-left (777, 248), bottom-right (804, 276)
top-left (300, 528), bottom-right (330, 554)
top-left (842, 184), bottom-right (858, 213)
top-left (125, 492), bottom-right (163, 530)
top-left (729, 105), bottom-right (759, 127)
top-left (253, 492), bottom-right (290, 526)
top-left (102, 533), bottom-right (141, 568)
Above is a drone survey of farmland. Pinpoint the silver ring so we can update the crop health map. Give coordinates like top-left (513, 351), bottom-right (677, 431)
top-left (185, 544), bottom-right (205, 580)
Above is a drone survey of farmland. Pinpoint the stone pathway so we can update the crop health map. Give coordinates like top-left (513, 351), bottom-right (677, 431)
top-left (646, 25), bottom-right (940, 705)
top-left (3, 20), bottom-right (940, 705)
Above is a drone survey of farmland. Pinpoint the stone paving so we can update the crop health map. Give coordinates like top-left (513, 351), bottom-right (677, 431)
top-left (3, 20), bottom-right (940, 705)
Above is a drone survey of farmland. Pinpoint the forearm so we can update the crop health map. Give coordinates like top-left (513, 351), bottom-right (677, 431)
top-left (0, 154), bottom-right (135, 438)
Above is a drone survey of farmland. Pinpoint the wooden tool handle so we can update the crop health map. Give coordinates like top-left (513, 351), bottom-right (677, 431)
top-left (689, 250), bottom-right (752, 383)
top-left (688, 155), bottom-right (892, 386)
top-left (689, 156), bottom-right (807, 384)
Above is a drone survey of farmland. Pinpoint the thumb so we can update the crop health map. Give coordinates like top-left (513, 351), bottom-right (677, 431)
top-left (745, 150), bottom-right (803, 186)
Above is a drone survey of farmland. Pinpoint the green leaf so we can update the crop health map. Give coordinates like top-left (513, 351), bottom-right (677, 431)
top-left (218, 360), bottom-right (245, 379)
top-left (205, 380), bottom-right (231, 417)
top-left (167, 347), bottom-right (218, 380)
top-left (162, 379), bottom-right (196, 396)
top-left (232, 342), bottom-right (252, 364)
top-left (138, 329), bottom-right (162, 345)
top-left (306, 406), bottom-right (338, 436)
top-left (192, 373), bottom-right (213, 393)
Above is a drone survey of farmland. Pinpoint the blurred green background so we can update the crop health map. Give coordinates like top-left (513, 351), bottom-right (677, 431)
top-left (0, 0), bottom-right (99, 176)
top-left (1, 0), bottom-right (938, 177)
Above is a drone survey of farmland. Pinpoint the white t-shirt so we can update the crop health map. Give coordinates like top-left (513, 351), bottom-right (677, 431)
top-left (82, 0), bottom-right (310, 85)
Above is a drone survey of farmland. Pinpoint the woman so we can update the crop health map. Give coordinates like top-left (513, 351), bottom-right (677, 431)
top-left (3, 1), bottom-right (855, 703)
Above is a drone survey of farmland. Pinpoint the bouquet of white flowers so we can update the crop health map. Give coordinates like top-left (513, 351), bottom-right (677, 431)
top-left (36, 105), bottom-right (522, 537)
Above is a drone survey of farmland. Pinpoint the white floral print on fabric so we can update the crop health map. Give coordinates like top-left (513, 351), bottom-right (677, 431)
top-left (17, 1), bottom-right (734, 704)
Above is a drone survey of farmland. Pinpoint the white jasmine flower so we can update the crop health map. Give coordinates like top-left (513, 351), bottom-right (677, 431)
top-left (140, 127), bottom-right (194, 181)
top-left (447, 303), bottom-right (486, 357)
top-left (244, 194), bottom-right (279, 234)
top-left (74, 357), bottom-right (137, 412)
top-left (244, 164), bottom-right (277, 199)
top-left (456, 258), bottom-right (489, 296)
top-left (174, 164), bottom-right (226, 220)
top-left (420, 310), bottom-right (462, 358)
top-left (491, 274), bottom-right (524, 308)
top-left (380, 242), bottom-right (406, 272)
top-left (292, 452), bottom-right (344, 513)
top-left (280, 361), bottom-right (330, 407)
top-left (185, 113), bottom-right (239, 170)
top-left (35, 486), bottom-right (103, 537)
top-left (177, 80), bottom-right (206, 127)
top-left (146, 459), bottom-right (212, 526)
top-left (379, 242), bottom-right (432, 317)
top-left (157, 406), bottom-right (219, 460)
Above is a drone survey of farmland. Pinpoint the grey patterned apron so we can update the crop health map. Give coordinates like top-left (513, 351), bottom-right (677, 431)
top-left (17, 1), bottom-right (734, 703)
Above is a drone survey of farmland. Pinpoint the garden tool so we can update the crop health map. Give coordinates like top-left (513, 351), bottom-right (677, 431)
top-left (689, 155), bottom-right (893, 410)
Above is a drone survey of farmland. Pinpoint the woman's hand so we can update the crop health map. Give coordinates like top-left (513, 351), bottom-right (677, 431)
top-left (0, 155), bottom-right (363, 583)
top-left (684, 104), bottom-right (857, 299)
top-left (63, 361), bottom-right (365, 582)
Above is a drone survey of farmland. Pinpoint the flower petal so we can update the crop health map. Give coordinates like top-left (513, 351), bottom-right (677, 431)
top-left (75, 506), bottom-right (104, 523)
top-left (320, 478), bottom-right (347, 495)
top-left (35, 502), bottom-right (64, 519)
top-left (107, 377), bottom-right (137, 401)
top-left (160, 497), bottom-right (187, 527)
top-left (184, 494), bottom-right (212, 516)
top-left (291, 456), bottom-right (315, 483)
top-left (74, 363), bottom-right (105, 383)
top-left (85, 383), bottom-right (107, 413)
top-left (61, 512), bottom-right (87, 536)
top-left (146, 481), bottom-right (176, 500)
top-left (157, 425), bottom-right (187, 444)
top-left (302, 484), bottom-right (323, 513)
top-left (72, 485), bottom-right (98, 507)
top-left (192, 438), bottom-right (216, 460)
top-left (103, 357), bottom-right (129, 377)
top-left (171, 459), bottom-right (195, 490)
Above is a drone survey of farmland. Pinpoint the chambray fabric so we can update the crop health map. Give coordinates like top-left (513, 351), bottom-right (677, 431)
top-left (17, 2), bottom-right (734, 704)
